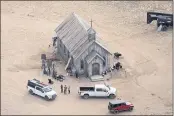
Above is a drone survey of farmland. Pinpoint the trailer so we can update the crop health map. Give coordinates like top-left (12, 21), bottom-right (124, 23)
top-left (147, 12), bottom-right (173, 31)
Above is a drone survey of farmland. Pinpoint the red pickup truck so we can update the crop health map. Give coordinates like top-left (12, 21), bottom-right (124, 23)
top-left (108, 100), bottom-right (134, 114)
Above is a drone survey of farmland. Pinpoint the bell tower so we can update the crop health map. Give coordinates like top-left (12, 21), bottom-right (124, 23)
top-left (88, 19), bottom-right (96, 41)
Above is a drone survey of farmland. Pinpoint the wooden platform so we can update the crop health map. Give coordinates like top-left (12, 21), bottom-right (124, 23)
top-left (90, 75), bottom-right (105, 82)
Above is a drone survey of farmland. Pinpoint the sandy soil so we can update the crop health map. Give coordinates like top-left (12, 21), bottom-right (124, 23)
top-left (1, 1), bottom-right (172, 115)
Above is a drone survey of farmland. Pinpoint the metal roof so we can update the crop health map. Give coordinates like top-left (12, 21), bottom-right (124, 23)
top-left (109, 100), bottom-right (126, 105)
top-left (88, 27), bottom-right (96, 34)
top-left (54, 13), bottom-right (111, 60)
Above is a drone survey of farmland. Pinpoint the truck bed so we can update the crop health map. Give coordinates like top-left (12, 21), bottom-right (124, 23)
top-left (79, 87), bottom-right (94, 91)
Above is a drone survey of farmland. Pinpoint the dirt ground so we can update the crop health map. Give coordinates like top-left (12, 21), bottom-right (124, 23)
top-left (1, 1), bottom-right (172, 115)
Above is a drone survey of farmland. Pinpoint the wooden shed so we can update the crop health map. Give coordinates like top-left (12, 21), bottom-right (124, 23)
top-left (54, 13), bottom-right (112, 78)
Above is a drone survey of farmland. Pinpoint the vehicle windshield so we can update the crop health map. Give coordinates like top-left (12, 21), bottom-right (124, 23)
top-left (109, 102), bottom-right (113, 108)
top-left (106, 85), bottom-right (110, 90)
top-left (104, 82), bottom-right (110, 90)
top-left (43, 87), bottom-right (52, 92)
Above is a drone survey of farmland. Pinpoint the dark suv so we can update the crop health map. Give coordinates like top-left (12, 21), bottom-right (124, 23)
top-left (108, 100), bottom-right (134, 114)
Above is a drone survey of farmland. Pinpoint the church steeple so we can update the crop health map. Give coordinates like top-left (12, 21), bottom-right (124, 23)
top-left (88, 27), bottom-right (96, 41)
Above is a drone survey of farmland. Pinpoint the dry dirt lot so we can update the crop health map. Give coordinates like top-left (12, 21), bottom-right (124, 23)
top-left (1, 1), bottom-right (172, 115)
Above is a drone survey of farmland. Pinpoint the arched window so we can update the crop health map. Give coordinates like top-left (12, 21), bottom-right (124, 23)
top-left (81, 60), bottom-right (84, 69)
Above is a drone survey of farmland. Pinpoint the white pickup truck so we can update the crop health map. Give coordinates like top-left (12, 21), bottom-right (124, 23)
top-left (27, 79), bottom-right (57, 100)
top-left (78, 84), bottom-right (117, 99)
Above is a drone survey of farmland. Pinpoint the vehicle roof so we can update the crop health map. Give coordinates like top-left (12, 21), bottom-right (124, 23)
top-left (109, 100), bottom-right (126, 104)
top-left (29, 79), bottom-right (48, 87)
top-left (95, 84), bottom-right (106, 88)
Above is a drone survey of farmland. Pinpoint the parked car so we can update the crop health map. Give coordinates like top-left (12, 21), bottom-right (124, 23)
top-left (78, 84), bottom-right (117, 99)
top-left (108, 100), bottom-right (134, 114)
top-left (27, 79), bottom-right (57, 100)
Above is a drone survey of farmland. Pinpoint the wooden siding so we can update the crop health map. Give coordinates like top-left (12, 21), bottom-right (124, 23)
top-left (54, 13), bottom-right (112, 77)
top-left (74, 42), bottom-right (110, 75)
top-left (57, 38), bottom-right (69, 63)
top-left (88, 56), bottom-right (104, 77)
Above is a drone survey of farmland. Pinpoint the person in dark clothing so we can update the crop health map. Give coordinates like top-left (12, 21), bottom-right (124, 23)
top-left (43, 68), bottom-right (47, 75)
top-left (113, 65), bottom-right (116, 69)
top-left (75, 72), bottom-right (77, 78)
top-left (102, 72), bottom-right (105, 77)
top-left (77, 72), bottom-right (79, 78)
top-left (48, 68), bottom-right (51, 76)
top-left (52, 70), bottom-right (57, 79)
top-left (75, 71), bottom-right (78, 78)
top-left (46, 69), bottom-right (49, 76)
top-left (64, 85), bottom-right (67, 94)
top-left (53, 38), bottom-right (57, 46)
top-left (68, 86), bottom-right (70, 94)
top-left (61, 84), bottom-right (63, 93)
top-left (48, 79), bottom-right (51, 84)
top-left (115, 62), bottom-right (122, 70)
top-left (120, 65), bottom-right (122, 69)
top-left (48, 79), bottom-right (53, 84)
top-left (115, 62), bottom-right (121, 70)
top-left (104, 71), bottom-right (107, 75)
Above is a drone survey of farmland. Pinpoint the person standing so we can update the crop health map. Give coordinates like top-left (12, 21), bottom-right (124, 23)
top-left (68, 86), bottom-right (70, 94)
top-left (43, 68), bottom-right (47, 75)
top-left (48, 68), bottom-right (50, 76)
top-left (102, 72), bottom-right (104, 77)
top-left (77, 72), bottom-right (79, 79)
top-left (75, 71), bottom-right (78, 78)
top-left (61, 84), bottom-right (63, 93)
top-left (64, 85), bottom-right (67, 94)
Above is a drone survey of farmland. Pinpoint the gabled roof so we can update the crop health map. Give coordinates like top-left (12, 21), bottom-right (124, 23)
top-left (88, 27), bottom-right (96, 34)
top-left (73, 36), bottom-right (111, 61)
top-left (55, 13), bottom-right (111, 59)
top-left (86, 50), bottom-right (105, 64)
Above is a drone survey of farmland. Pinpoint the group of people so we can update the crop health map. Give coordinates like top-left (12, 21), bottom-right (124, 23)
top-left (60, 84), bottom-right (70, 94)
top-left (102, 62), bottom-right (123, 77)
top-left (113, 62), bottom-right (122, 70)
